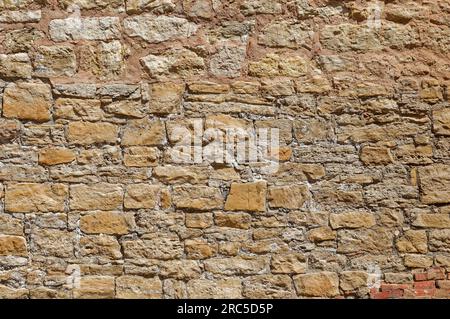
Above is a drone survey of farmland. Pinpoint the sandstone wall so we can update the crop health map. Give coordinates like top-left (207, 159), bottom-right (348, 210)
top-left (0, 0), bottom-right (449, 299)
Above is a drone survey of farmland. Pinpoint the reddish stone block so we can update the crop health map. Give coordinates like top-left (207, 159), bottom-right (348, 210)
top-left (414, 272), bottom-right (428, 281)
top-left (414, 281), bottom-right (435, 290)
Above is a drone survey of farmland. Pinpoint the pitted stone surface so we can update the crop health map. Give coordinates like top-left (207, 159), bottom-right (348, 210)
top-left (0, 0), bottom-right (449, 300)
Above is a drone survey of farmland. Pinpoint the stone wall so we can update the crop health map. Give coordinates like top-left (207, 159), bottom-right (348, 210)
top-left (0, 0), bottom-right (449, 299)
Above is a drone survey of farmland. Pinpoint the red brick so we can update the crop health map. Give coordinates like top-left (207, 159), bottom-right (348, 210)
top-left (414, 281), bottom-right (435, 290)
top-left (389, 289), bottom-right (404, 298)
top-left (370, 290), bottom-right (391, 299)
top-left (380, 283), bottom-right (411, 291)
top-left (414, 288), bottom-right (436, 297)
top-left (413, 272), bottom-right (428, 281)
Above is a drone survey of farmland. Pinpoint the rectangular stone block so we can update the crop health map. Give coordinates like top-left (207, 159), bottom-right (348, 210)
top-left (0, 235), bottom-right (27, 256)
top-left (172, 186), bottom-right (223, 211)
top-left (204, 257), bottom-right (268, 275)
top-left (67, 121), bottom-right (118, 145)
top-left (5, 183), bottom-right (68, 213)
top-left (294, 272), bottom-right (339, 297)
top-left (124, 184), bottom-right (159, 209)
top-left (433, 108), bottom-right (450, 135)
top-left (2, 83), bottom-right (52, 122)
top-left (80, 211), bottom-right (133, 235)
top-left (0, 53), bottom-right (31, 78)
top-left (122, 234), bottom-right (183, 260)
top-left (73, 276), bottom-right (115, 299)
top-left (31, 229), bottom-right (73, 258)
top-left (225, 181), bottom-right (267, 212)
top-left (49, 16), bottom-right (121, 41)
top-left (69, 184), bottom-right (123, 211)
top-left (116, 276), bottom-right (162, 299)
top-left (187, 278), bottom-right (242, 299)
top-left (0, 10), bottom-right (41, 23)
top-left (419, 165), bottom-right (450, 204)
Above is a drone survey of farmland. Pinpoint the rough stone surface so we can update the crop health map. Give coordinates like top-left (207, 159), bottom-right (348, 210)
top-left (0, 53), bottom-right (32, 78)
top-left (294, 272), bottom-right (340, 297)
top-left (33, 45), bottom-right (77, 77)
top-left (116, 276), bottom-right (162, 299)
top-left (49, 17), bottom-right (121, 41)
top-left (69, 184), bottom-right (123, 211)
top-left (0, 236), bottom-right (27, 256)
top-left (80, 211), bottom-right (133, 235)
top-left (419, 165), bottom-right (450, 204)
top-left (0, 0), bottom-right (449, 300)
top-left (5, 183), bottom-right (68, 213)
top-left (225, 181), bottom-right (267, 212)
top-left (3, 83), bottom-right (52, 122)
top-left (123, 15), bottom-right (197, 43)
top-left (67, 121), bottom-right (118, 145)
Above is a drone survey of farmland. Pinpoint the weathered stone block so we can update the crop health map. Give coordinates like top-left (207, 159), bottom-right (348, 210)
top-left (0, 10), bottom-right (41, 23)
top-left (55, 98), bottom-right (103, 121)
top-left (271, 253), bottom-right (306, 274)
top-left (204, 257), bottom-right (268, 275)
top-left (330, 212), bottom-right (376, 229)
top-left (243, 275), bottom-right (296, 299)
top-left (0, 53), bottom-right (31, 78)
top-left (337, 229), bottom-right (393, 254)
top-left (73, 276), bottom-right (115, 299)
top-left (125, 0), bottom-right (175, 14)
top-left (3, 83), bottom-right (52, 122)
top-left (124, 147), bottom-right (159, 167)
top-left (360, 146), bottom-right (394, 165)
top-left (123, 14), bottom-right (197, 43)
top-left (396, 230), bottom-right (428, 254)
top-left (33, 45), bottom-right (76, 77)
top-left (339, 271), bottom-right (368, 292)
top-left (153, 166), bottom-right (208, 184)
top-left (124, 184), bottom-right (159, 209)
top-left (307, 226), bottom-right (336, 242)
top-left (148, 82), bottom-right (184, 114)
top-left (173, 186), bottom-right (223, 211)
top-left (225, 181), bottom-right (267, 212)
top-left (0, 235), bottom-right (27, 256)
top-left (214, 212), bottom-right (251, 230)
top-left (80, 211), bottom-right (133, 235)
top-left (413, 214), bottom-right (450, 229)
top-left (141, 48), bottom-right (205, 79)
top-left (267, 185), bottom-right (308, 209)
top-left (67, 121), bottom-right (118, 145)
top-left (187, 279), bottom-right (242, 299)
top-left (116, 276), bottom-right (162, 299)
top-left (294, 272), bottom-right (339, 297)
top-left (31, 229), bottom-right (73, 258)
top-left (121, 118), bottom-right (166, 146)
top-left (433, 108), bottom-right (450, 136)
top-left (123, 235), bottom-right (183, 260)
top-left (80, 234), bottom-right (122, 259)
top-left (258, 21), bottom-right (311, 48)
top-left (49, 16), bottom-right (121, 41)
top-left (0, 119), bottom-right (21, 144)
top-left (38, 147), bottom-right (76, 166)
top-left (70, 184), bottom-right (123, 211)
top-left (5, 183), bottom-right (68, 213)
top-left (429, 230), bottom-right (450, 252)
top-left (418, 165), bottom-right (450, 204)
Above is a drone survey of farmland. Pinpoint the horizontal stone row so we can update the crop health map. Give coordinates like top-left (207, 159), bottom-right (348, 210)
top-left (1, 162), bottom-right (449, 211)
